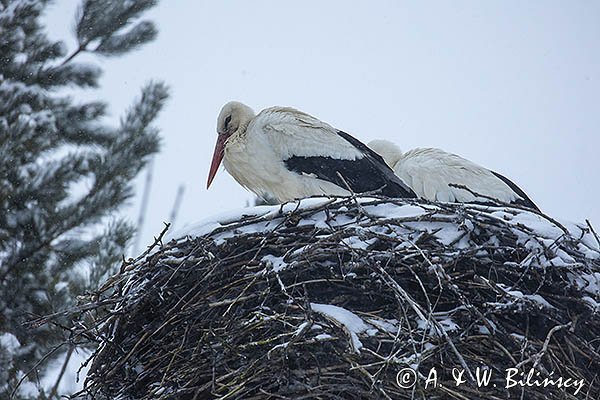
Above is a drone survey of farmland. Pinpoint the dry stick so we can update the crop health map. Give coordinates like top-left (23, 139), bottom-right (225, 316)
top-left (208, 294), bottom-right (259, 308)
top-left (370, 263), bottom-right (426, 371)
top-left (223, 275), bottom-right (259, 316)
top-left (161, 325), bottom-right (190, 387)
top-left (409, 230), bottom-right (499, 337)
top-left (10, 343), bottom-right (67, 399)
top-left (105, 330), bottom-right (152, 379)
top-left (585, 219), bottom-right (600, 248)
top-left (48, 345), bottom-right (75, 399)
top-left (132, 221), bottom-right (171, 264)
top-left (205, 197), bottom-right (338, 239)
top-left (514, 322), bottom-right (572, 369)
top-left (375, 265), bottom-right (431, 369)
top-left (26, 297), bottom-right (121, 331)
top-left (381, 239), bottom-right (478, 381)
top-left (376, 265), bottom-right (427, 321)
top-left (334, 172), bottom-right (368, 215)
top-left (448, 183), bottom-right (571, 235)
top-left (448, 183), bottom-right (532, 212)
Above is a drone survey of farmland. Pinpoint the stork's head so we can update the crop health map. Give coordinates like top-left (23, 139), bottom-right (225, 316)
top-left (367, 140), bottom-right (403, 168)
top-left (207, 101), bottom-right (256, 189)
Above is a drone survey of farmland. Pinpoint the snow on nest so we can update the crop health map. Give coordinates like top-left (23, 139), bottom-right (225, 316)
top-left (168, 197), bottom-right (600, 266)
top-left (162, 197), bottom-right (600, 304)
top-left (166, 198), bottom-right (341, 241)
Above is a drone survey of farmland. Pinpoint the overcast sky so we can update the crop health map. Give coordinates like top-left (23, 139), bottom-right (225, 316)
top-left (45, 1), bottom-right (600, 250)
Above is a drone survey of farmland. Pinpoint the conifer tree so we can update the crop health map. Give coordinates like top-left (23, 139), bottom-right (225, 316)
top-left (0, 0), bottom-right (167, 397)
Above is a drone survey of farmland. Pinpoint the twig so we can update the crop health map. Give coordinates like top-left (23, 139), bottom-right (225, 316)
top-left (514, 322), bottom-right (572, 369)
top-left (48, 345), bottom-right (75, 399)
top-left (449, 183), bottom-right (571, 235)
top-left (134, 221), bottom-right (171, 263)
top-left (10, 343), bottom-right (66, 399)
top-left (586, 219), bottom-right (600, 248)
top-left (60, 43), bottom-right (87, 66)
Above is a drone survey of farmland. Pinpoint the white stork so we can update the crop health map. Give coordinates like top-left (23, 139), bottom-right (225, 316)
top-left (206, 102), bottom-right (416, 203)
top-left (367, 140), bottom-right (540, 210)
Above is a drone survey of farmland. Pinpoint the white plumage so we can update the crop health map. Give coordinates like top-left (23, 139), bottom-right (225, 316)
top-left (221, 106), bottom-right (352, 201)
top-left (207, 102), bottom-right (415, 202)
top-left (367, 140), bottom-right (539, 210)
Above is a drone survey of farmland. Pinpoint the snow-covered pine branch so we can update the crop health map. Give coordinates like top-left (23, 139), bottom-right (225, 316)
top-left (0, 0), bottom-right (166, 398)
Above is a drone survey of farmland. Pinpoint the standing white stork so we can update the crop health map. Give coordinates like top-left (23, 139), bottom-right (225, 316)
top-left (368, 140), bottom-right (540, 210)
top-left (206, 102), bottom-right (416, 203)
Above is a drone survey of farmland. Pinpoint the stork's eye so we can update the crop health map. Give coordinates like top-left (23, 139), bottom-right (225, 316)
top-left (224, 115), bottom-right (232, 130)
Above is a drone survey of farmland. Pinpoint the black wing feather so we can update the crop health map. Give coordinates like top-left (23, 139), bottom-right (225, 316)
top-left (284, 130), bottom-right (416, 198)
top-left (490, 170), bottom-right (540, 211)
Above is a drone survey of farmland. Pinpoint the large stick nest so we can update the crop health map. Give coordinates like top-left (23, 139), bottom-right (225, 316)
top-left (68, 197), bottom-right (600, 399)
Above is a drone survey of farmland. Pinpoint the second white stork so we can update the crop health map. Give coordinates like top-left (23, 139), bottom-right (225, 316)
top-left (368, 140), bottom-right (540, 211)
top-left (206, 102), bottom-right (416, 202)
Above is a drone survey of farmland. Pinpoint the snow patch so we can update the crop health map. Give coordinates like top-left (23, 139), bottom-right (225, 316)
top-left (0, 333), bottom-right (20, 354)
top-left (570, 272), bottom-right (600, 296)
top-left (262, 254), bottom-right (287, 272)
top-left (364, 203), bottom-right (429, 219)
top-left (315, 333), bottom-right (333, 340)
top-left (311, 303), bottom-right (371, 352)
top-left (166, 205), bottom-right (277, 240)
top-left (368, 318), bottom-right (400, 334)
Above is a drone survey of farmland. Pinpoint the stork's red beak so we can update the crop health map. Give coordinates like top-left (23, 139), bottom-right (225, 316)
top-left (207, 134), bottom-right (227, 189)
